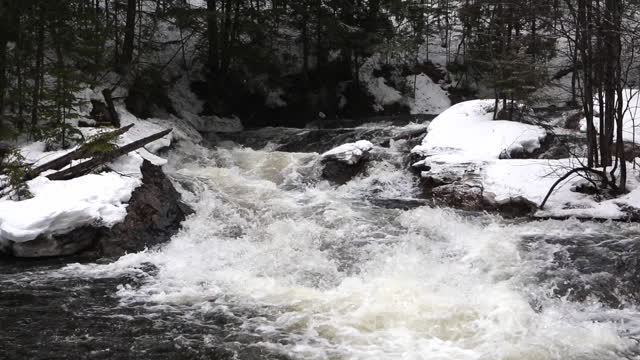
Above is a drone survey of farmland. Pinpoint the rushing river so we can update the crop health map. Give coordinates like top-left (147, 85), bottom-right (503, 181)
top-left (2, 125), bottom-right (640, 359)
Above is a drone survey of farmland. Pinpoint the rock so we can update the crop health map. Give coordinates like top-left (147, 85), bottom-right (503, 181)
top-left (536, 133), bottom-right (587, 160)
top-left (321, 157), bottom-right (368, 185)
top-left (320, 140), bottom-right (373, 185)
top-left (89, 99), bottom-right (116, 126)
top-left (564, 109), bottom-right (584, 130)
top-left (11, 227), bottom-right (97, 258)
top-left (431, 183), bottom-right (484, 211)
top-left (7, 160), bottom-right (192, 259)
top-left (417, 161), bottom-right (537, 216)
top-left (98, 160), bottom-right (193, 257)
top-left (485, 195), bottom-right (538, 217)
top-left (419, 162), bottom-right (481, 190)
top-left (369, 198), bottom-right (429, 210)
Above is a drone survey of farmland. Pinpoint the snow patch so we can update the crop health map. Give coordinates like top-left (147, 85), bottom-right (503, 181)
top-left (412, 100), bottom-right (547, 160)
top-left (359, 55), bottom-right (403, 111)
top-left (483, 159), bottom-right (640, 219)
top-left (407, 73), bottom-right (451, 114)
top-left (0, 173), bottom-right (141, 244)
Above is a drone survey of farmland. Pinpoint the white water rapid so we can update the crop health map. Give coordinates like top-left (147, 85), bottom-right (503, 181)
top-left (64, 136), bottom-right (640, 359)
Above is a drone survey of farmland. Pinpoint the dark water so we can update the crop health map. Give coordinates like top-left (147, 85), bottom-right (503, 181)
top-left (0, 258), bottom-right (292, 359)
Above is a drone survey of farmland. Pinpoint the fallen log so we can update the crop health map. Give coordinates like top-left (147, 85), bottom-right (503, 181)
top-left (26, 124), bottom-right (134, 181)
top-left (47, 128), bottom-right (172, 181)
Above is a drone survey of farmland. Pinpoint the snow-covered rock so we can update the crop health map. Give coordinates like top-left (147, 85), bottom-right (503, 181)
top-left (321, 140), bottom-right (374, 184)
top-left (321, 140), bottom-right (373, 165)
top-left (8, 161), bottom-right (192, 258)
top-left (412, 99), bottom-right (547, 160)
top-left (1, 107), bottom-right (181, 249)
top-left (0, 172), bottom-right (141, 244)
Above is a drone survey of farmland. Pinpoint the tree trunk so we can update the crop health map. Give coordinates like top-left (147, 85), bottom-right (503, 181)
top-left (31, 11), bottom-right (45, 136)
top-left (206, 0), bottom-right (219, 85)
top-left (119, 0), bottom-right (137, 73)
top-left (0, 31), bottom-right (7, 118)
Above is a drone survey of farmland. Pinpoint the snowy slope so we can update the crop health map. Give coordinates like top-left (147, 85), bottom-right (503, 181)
top-left (407, 74), bottom-right (451, 115)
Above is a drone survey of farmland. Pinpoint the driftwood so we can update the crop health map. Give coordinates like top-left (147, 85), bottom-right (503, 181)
top-left (25, 124), bottom-right (135, 181)
top-left (47, 128), bottom-right (172, 181)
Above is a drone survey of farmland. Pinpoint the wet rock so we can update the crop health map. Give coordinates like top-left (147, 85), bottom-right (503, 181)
top-left (8, 160), bottom-right (192, 259)
top-left (431, 183), bottom-right (484, 211)
top-left (564, 109), bottom-right (584, 130)
top-left (98, 160), bottom-right (193, 257)
top-left (485, 195), bottom-right (538, 218)
top-left (369, 198), bottom-right (429, 210)
top-left (536, 133), bottom-right (587, 159)
top-left (11, 227), bottom-right (97, 258)
top-left (216, 127), bottom-right (391, 153)
top-left (419, 162), bottom-right (481, 190)
top-left (417, 161), bottom-right (538, 216)
top-left (321, 157), bottom-right (369, 185)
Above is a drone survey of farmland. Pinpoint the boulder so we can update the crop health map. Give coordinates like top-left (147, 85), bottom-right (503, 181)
top-left (8, 161), bottom-right (192, 259)
top-left (419, 162), bottom-right (481, 190)
top-left (321, 140), bottom-right (373, 184)
top-left (485, 195), bottom-right (538, 217)
top-left (431, 183), bottom-right (484, 211)
top-left (321, 157), bottom-right (369, 185)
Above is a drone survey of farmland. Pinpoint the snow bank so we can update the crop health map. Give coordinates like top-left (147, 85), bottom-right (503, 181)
top-left (484, 159), bottom-right (640, 219)
top-left (321, 140), bottom-right (373, 165)
top-left (407, 73), bottom-right (451, 114)
top-left (0, 173), bottom-right (140, 243)
top-left (412, 100), bottom-right (547, 159)
top-left (579, 88), bottom-right (640, 143)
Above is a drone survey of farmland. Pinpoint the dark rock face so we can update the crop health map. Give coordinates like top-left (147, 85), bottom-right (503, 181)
top-left (98, 160), bottom-right (193, 257)
top-left (321, 157), bottom-right (368, 185)
top-left (486, 196), bottom-right (538, 218)
top-left (431, 184), bottom-right (484, 211)
top-left (8, 161), bottom-right (192, 259)
top-left (11, 227), bottom-right (97, 258)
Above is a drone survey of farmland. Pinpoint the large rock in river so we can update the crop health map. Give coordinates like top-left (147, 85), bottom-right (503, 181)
top-left (320, 140), bottom-right (373, 184)
top-left (9, 161), bottom-right (192, 258)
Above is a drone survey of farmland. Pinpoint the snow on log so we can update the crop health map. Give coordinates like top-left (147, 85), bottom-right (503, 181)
top-left (46, 128), bottom-right (172, 181)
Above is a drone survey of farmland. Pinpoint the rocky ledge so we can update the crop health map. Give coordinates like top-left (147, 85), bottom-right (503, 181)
top-left (6, 161), bottom-right (192, 259)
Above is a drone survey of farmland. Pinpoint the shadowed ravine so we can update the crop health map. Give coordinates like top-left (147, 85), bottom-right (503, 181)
top-left (2, 126), bottom-right (640, 359)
